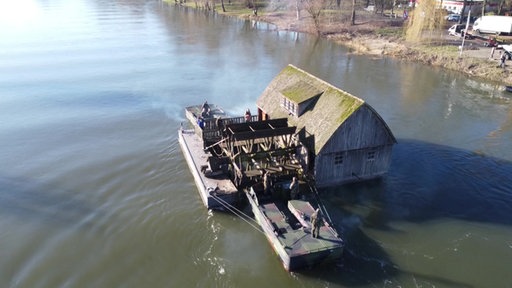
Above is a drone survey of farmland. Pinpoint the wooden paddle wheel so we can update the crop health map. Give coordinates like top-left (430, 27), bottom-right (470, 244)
top-left (207, 118), bottom-right (304, 188)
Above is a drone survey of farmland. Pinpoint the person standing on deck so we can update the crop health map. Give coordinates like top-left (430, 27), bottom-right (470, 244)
top-left (289, 176), bottom-right (299, 199)
top-left (310, 208), bottom-right (323, 238)
top-left (244, 108), bottom-right (251, 122)
top-left (263, 171), bottom-right (271, 195)
top-left (197, 116), bottom-right (204, 129)
top-left (201, 101), bottom-right (211, 118)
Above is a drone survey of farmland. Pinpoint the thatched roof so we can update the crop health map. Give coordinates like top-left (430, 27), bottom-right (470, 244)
top-left (257, 65), bottom-right (394, 154)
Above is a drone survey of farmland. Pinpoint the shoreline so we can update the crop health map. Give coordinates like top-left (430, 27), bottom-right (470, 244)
top-left (255, 11), bottom-right (512, 86)
top-left (167, 1), bottom-right (512, 86)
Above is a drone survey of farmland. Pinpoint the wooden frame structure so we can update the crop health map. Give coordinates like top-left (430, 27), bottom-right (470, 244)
top-left (213, 118), bottom-right (303, 187)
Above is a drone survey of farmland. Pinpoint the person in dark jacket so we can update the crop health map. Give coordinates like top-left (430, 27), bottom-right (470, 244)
top-left (500, 52), bottom-right (507, 68)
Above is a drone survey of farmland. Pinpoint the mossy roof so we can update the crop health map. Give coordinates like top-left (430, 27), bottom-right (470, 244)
top-left (256, 65), bottom-right (379, 154)
top-left (280, 80), bottom-right (323, 104)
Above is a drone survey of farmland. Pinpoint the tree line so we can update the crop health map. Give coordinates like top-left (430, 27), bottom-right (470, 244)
top-left (175, 0), bottom-right (511, 40)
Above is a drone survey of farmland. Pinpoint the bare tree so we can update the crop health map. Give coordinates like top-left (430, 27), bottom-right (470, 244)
top-left (406, 0), bottom-right (445, 43)
top-left (351, 0), bottom-right (356, 25)
top-left (296, 0), bottom-right (301, 20)
top-left (458, 0), bottom-right (467, 24)
top-left (497, 0), bottom-right (509, 14)
top-left (302, 0), bottom-right (328, 34)
top-left (374, 0), bottom-right (383, 14)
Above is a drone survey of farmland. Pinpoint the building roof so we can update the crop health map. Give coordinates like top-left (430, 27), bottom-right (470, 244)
top-left (280, 80), bottom-right (323, 104)
top-left (256, 65), bottom-right (395, 154)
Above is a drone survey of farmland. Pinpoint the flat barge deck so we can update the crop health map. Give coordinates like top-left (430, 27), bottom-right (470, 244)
top-left (178, 104), bottom-right (240, 210)
top-left (246, 183), bottom-right (344, 271)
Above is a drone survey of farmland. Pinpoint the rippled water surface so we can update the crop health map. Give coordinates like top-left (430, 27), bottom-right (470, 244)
top-left (1, 0), bottom-right (511, 287)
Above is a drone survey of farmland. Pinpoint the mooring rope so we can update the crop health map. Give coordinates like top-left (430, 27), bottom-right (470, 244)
top-left (208, 192), bottom-right (265, 235)
top-left (308, 181), bottom-right (339, 237)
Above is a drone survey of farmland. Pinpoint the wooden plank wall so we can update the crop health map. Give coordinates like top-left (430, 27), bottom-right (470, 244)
top-left (314, 145), bottom-right (393, 187)
top-left (323, 106), bottom-right (394, 152)
top-left (313, 106), bottom-right (394, 187)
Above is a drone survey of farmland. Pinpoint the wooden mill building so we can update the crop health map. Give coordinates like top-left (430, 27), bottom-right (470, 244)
top-left (256, 65), bottom-right (396, 187)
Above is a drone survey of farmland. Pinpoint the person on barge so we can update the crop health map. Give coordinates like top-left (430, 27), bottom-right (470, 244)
top-left (289, 176), bottom-right (299, 199)
top-left (244, 109), bottom-right (251, 122)
top-left (310, 208), bottom-right (323, 238)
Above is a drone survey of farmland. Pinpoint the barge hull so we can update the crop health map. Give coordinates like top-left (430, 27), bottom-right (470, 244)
top-left (246, 189), bottom-right (343, 271)
top-left (178, 129), bottom-right (239, 210)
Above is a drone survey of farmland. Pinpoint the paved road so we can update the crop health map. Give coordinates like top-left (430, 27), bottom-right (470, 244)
top-left (444, 32), bottom-right (511, 61)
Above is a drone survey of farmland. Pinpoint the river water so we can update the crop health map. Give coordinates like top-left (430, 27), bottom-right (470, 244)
top-left (1, 0), bottom-right (511, 287)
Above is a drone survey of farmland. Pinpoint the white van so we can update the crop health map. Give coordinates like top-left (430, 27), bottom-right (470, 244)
top-left (472, 16), bottom-right (512, 35)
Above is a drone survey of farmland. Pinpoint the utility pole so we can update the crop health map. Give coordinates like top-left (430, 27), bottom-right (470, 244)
top-left (459, 9), bottom-right (471, 57)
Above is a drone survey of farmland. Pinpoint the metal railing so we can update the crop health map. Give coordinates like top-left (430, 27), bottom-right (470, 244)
top-left (201, 115), bottom-right (259, 142)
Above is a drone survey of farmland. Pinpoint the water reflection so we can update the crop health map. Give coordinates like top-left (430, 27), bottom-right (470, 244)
top-left (0, 0), bottom-right (42, 27)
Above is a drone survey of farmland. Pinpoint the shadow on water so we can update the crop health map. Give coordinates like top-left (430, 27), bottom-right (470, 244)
top-left (0, 176), bottom-right (99, 228)
top-left (385, 139), bottom-right (511, 226)
top-left (325, 138), bottom-right (512, 229)
top-left (301, 139), bottom-right (512, 286)
top-left (299, 226), bottom-right (399, 286)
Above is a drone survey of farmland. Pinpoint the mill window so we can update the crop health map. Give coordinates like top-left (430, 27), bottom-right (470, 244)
top-left (281, 97), bottom-right (297, 116)
top-left (334, 152), bottom-right (344, 165)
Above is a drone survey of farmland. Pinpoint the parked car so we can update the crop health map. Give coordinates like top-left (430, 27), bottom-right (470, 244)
top-left (448, 24), bottom-right (474, 38)
top-left (462, 16), bottom-right (477, 23)
top-left (446, 14), bottom-right (460, 22)
top-left (503, 45), bottom-right (512, 60)
top-left (446, 14), bottom-right (461, 22)
top-left (448, 24), bottom-right (464, 36)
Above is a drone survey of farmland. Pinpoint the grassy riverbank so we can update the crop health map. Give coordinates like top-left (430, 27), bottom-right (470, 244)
top-left (168, 0), bottom-right (512, 86)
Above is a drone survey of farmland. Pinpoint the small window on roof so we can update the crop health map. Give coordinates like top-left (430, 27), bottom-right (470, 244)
top-left (281, 96), bottom-right (297, 116)
top-left (280, 81), bottom-right (323, 117)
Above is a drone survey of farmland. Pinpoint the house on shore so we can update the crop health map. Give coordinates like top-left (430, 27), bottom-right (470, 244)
top-left (256, 65), bottom-right (396, 188)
